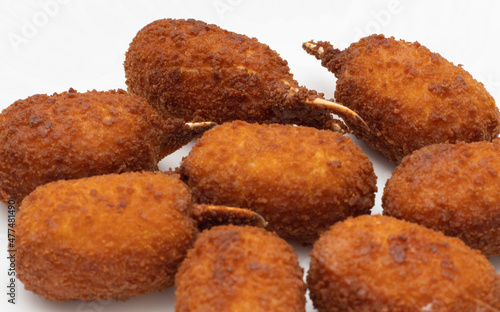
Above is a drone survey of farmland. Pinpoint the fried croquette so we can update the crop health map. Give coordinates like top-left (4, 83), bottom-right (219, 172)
top-left (124, 18), bottom-right (363, 132)
top-left (383, 139), bottom-right (500, 257)
top-left (16, 171), bottom-right (197, 301)
top-left (180, 121), bottom-right (377, 243)
top-left (0, 88), bottom-right (210, 203)
top-left (308, 215), bottom-right (500, 312)
top-left (303, 34), bottom-right (500, 162)
top-left (175, 225), bottom-right (306, 312)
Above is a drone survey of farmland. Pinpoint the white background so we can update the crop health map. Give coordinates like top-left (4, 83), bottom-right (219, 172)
top-left (1, 0), bottom-right (499, 311)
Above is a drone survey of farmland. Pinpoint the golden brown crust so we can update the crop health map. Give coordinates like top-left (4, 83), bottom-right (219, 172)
top-left (383, 140), bottom-right (500, 256)
top-left (304, 35), bottom-right (500, 162)
top-left (0, 89), bottom-right (189, 203)
top-left (180, 121), bottom-right (377, 243)
top-left (308, 215), bottom-right (500, 312)
top-left (175, 225), bottom-right (306, 312)
top-left (16, 171), bottom-right (197, 301)
top-left (124, 18), bottom-right (341, 130)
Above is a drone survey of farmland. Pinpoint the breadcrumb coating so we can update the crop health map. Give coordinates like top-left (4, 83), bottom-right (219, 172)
top-left (383, 139), bottom-right (500, 256)
top-left (304, 35), bottom-right (500, 162)
top-left (175, 225), bottom-right (306, 312)
top-left (308, 215), bottom-right (500, 311)
top-left (180, 121), bottom-right (377, 243)
top-left (16, 172), bottom-right (196, 301)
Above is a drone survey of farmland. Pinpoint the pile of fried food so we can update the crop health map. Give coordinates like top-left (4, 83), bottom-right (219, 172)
top-left (1, 18), bottom-right (500, 311)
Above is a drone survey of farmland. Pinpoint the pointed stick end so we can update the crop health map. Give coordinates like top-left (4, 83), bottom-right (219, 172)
top-left (190, 204), bottom-right (267, 232)
top-left (306, 98), bottom-right (369, 131)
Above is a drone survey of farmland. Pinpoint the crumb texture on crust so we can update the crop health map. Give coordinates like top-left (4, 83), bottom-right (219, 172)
top-left (124, 18), bottom-right (337, 130)
top-left (175, 225), bottom-right (306, 312)
top-left (383, 140), bottom-right (500, 256)
top-left (16, 172), bottom-right (196, 301)
top-left (308, 215), bottom-right (500, 312)
top-left (0, 89), bottom-right (173, 203)
top-left (180, 121), bottom-right (377, 243)
top-left (309, 34), bottom-right (500, 162)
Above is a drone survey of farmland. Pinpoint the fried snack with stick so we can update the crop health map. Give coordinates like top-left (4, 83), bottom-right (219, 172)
top-left (16, 172), bottom-right (265, 301)
top-left (0, 88), bottom-right (213, 203)
top-left (180, 121), bottom-right (377, 243)
top-left (125, 18), bottom-right (365, 132)
top-left (304, 34), bottom-right (500, 162)
top-left (383, 139), bottom-right (500, 257)
top-left (308, 215), bottom-right (500, 312)
top-left (175, 225), bottom-right (306, 312)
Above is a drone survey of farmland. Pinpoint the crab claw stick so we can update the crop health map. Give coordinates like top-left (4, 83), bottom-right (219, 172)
top-left (124, 18), bottom-right (364, 132)
top-left (16, 172), bottom-right (267, 301)
top-left (303, 35), bottom-right (500, 162)
top-left (0, 89), bottom-right (210, 203)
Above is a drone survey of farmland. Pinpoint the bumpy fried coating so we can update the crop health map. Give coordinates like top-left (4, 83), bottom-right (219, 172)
top-left (304, 35), bottom-right (500, 162)
top-left (180, 121), bottom-right (377, 243)
top-left (175, 225), bottom-right (306, 312)
top-left (0, 88), bottom-right (202, 203)
top-left (383, 139), bottom-right (500, 257)
top-left (124, 18), bottom-right (345, 131)
top-left (16, 172), bottom-right (196, 301)
top-left (308, 215), bottom-right (500, 312)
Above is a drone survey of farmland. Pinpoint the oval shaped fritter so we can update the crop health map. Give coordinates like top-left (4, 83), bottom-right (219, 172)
top-left (180, 121), bottom-right (377, 243)
top-left (304, 34), bottom-right (500, 162)
top-left (383, 139), bottom-right (500, 256)
top-left (16, 171), bottom-right (196, 301)
top-left (175, 225), bottom-right (306, 312)
top-left (125, 18), bottom-right (360, 131)
top-left (0, 88), bottom-right (202, 203)
top-left (308, 215), bottom-right (500, 312)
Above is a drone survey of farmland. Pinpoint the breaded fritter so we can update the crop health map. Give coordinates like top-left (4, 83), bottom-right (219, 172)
top-left (175, 225), bottom-right (306, 312)
top-left (180, 121), bottom-right (377, 243)
top-left (383, 139), bottom-right (500, 256)
top-left (125, 19), bottom-right (363, 132)
top-left (16, 172), bottom-right (196, 301)
top-left (304, 35), bottom-right (500, 162)
top-left (308, 215), bottom-right (500, 311)
top-left (0, 88), bottom-right (208, 203)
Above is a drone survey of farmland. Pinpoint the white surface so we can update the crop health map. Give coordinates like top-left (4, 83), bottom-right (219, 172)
top-left (0, 0), bottom-right (499, 311)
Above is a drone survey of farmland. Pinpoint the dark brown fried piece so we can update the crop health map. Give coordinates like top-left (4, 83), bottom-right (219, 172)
top-left (308, 215), bottom-right (500, 312)
top-left (383, 139), bottom-right (500, 257)
top-left (0, 88), bottom-right (209, 203)
top-left (304, 35), bottom-right (500, 162)
top-left (180, 121), bottom-right (377, 243)
top-left (125, 18), bottom-right (364, 132)
top-left (16, 172), bottom-right (197, 301)
top-left (175, 225), bottom-right (306, 312)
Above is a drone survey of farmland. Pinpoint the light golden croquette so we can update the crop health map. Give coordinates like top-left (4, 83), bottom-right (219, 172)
top-left (175, 225), bottom-right (306, 312)
top-left (383, 139), bottom-right (500, 256)
top-left (304, 35), bottom-right (500, 162)
top-left (0, 88), bottom-right (201, 203)
top-left (308, 215), bottom-right (500, 312)
top-left (180, 121), bottom-right (377, 243)
top-left (16, 172), bottom-right (196, 301)
top-left (124, 18), bottom-right (350, 131)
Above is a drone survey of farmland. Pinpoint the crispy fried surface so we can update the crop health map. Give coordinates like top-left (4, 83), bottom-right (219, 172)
top-left (175, 225), bottom-right (306, 312)
top-left (304, 35), bottom-right (500, 162)
top-left (383, 139), bottom-right (500, 256)
top-left (0, 88), bottom-right (191, 203)
top-left (180, 121), bottom-right (377, 243)
top-left (16, 172), bottom-right (196, 301)
top-left (124, 19), bottom-right (340, 130)
top-left (308, 215), bottom-right (500, 312)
